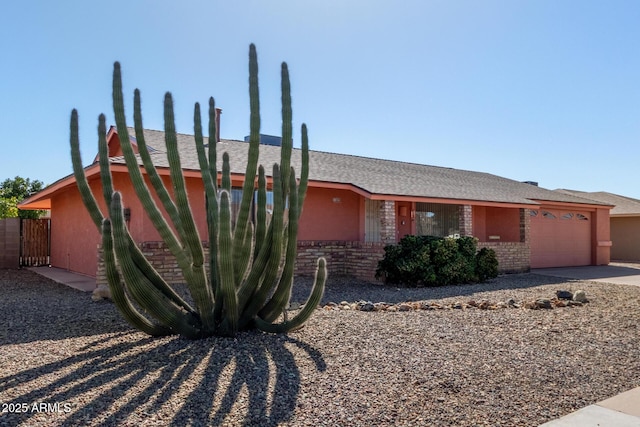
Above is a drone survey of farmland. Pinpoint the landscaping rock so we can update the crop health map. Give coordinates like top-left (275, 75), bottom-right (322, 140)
top-left (556, 290), bottom-right (573, 300)
top-left (357, 301), bottom-right (375, 312)
top-left (287, 301), bottom-right (301, 310)
top-left (398, 303), bottom-right (412, 312)
top-left (573, 290), bottom-right (588, 303)
top-left (535, 299), bottom-right (553, 309)
top-left (91, 285), bottom-right (111, 301)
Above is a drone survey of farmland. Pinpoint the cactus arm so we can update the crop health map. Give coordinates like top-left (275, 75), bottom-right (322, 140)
top-left (194, 100), bottom-right (220, 295)
top-left (102, 219), bottom-right (172, 336)
top-left (70, 109), bottom-right (104, 229)
top-left (73, 109), bottom-right (194, 313)
top-left (132, 89), bottom-right (184, 238)
top-left (259, 167), bottom-right (300, 322)
top-left (97, 114), bottom-right (113, 210)
top-left (221, 152), bottom-right (231, 194)
top-left (110, 192), bottom-right (202, 339)
top-left (255, 258), bottom-right (326, 333)
top-left (206, 97), bottom-right (220, 298)
top-left (254, 165), bottom-right (267, 258)
top-left (163, 93), bottom-right (216, 332)
top-left (217, 190), bottom-right (238, 336)
top-left (231, 44), bottom-right (261, 281)
top-left (279, 62), bottom-right (293, 199)
top-left (163, 92), bottom-right (204, 267)
top-left (298, 124), bottom-right (310, 207)
top-left (237, 220), bottom-right (255, 284)
top-left (254, 63), bottom-right (295, 322)
top-left (112, 63), bottom-right (195, 275)
top-left (236, 222), bottom-right (273, 312)
top-left (237, 164), bottom-right (285, 327)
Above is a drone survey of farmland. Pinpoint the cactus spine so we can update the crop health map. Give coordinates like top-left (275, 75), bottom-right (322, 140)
top-left (71, 44), bottom-right (326, 338)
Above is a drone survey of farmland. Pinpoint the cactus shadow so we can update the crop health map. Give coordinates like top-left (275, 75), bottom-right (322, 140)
top-left (0, 332), bottom-right (326, 426)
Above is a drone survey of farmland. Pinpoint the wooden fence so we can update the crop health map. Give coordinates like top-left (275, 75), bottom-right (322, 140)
top-left (20, 218), bottom-right (50, 267)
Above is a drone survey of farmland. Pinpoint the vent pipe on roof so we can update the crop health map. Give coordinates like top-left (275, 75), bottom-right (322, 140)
top-left (523, 181), bottom-right (538, 186)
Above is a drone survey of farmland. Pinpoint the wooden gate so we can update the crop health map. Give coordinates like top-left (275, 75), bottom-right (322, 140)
top-left (20, 219), bottom-right (50, 267)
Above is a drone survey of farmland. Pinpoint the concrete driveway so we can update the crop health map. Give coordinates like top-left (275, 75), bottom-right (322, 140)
top-left (532, 262), bottom-right (640, 287)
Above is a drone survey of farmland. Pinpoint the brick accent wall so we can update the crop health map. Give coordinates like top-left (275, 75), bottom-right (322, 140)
top-left (296, 241), bottom-right (386, 281)
top-left (478, 241), bottom-right (530, 273)
top-left (459, 205), bottom-right (473, 236)
top-left (520, 207), bottom-right (530, 244)
top-left (477, 208), bottom-right (531, 274)
top-left (94, 207), bottom-right (533, 286)
top-left (0, 218), bottom-right (20, 269)
top-left (379, 200), bottom-right (396, 244)
top-left (97, 240), bottom-right (386, 287)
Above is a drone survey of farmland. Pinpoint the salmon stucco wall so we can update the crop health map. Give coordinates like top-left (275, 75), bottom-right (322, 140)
top-left (297, 187), bottom-right (361, 241)
top-left (50, 181), bottom-right (102, 276)
top-left (593, 207), bottom-right (611, 265)
top-left (49, 171), bottom-right (210, 277)
top-left (473, 206), bottom-right (520, 242)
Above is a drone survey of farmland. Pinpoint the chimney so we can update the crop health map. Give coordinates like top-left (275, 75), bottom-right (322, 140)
top-left (215, 108), bottom-right (222, 142)
top-left (522, 181), bottom-right (538, 186)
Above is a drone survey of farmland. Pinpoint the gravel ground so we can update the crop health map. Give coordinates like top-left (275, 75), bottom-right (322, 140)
top-left (1, 268), bottom-right (639, 427)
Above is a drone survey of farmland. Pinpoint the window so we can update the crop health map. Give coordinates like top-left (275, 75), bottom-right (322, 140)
top-left (530, 210), bottom-right (538, 217)
top-left (561, 213), bottom-right (574, 220)
top-left (229, 189), bottom-right (243, 226)
top-left (542, 211), bottom-right (556, 219)
top-left (415, 203), bottom-right (460, 237)
top-left (226, 188), bottom-right (274, 228)
top-left (576, 213), bottom-right (588, 221)
top-left (364, 199), bottom-right (381, 242)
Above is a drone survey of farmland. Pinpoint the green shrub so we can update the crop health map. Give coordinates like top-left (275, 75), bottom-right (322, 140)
top-left (375, 235), bottom-right (499, 287)
top-left (475, 247), bottom-right (499, 282)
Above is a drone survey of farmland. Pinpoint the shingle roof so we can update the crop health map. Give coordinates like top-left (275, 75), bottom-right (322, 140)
top-left (112, 128), bottom-right (609, 207)
top-left (555, 189), bottom-right (640, 215)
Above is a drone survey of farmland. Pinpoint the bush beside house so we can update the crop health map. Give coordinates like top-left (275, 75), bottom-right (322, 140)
top-left (375, 235), bottom-right (498, 287)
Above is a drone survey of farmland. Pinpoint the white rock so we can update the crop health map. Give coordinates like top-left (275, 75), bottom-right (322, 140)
top-left (573, 290), bottom-right (588, 303)
top-left (91, 284), bottom-right (112, 301)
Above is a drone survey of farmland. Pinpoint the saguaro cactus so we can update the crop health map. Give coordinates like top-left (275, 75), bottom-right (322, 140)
top-left (70, 44), bottom-right (326, 338)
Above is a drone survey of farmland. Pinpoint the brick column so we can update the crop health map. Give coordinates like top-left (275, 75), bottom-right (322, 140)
top-left (520, 208), bottom-right (530, 244)
top-left (379, 200), bottom-right (396, 244)
top-left (459, 205), bottom-right (473, 237)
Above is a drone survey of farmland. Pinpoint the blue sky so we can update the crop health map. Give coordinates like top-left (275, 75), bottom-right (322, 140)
top-left (2, 1), bottom-right (639, 198)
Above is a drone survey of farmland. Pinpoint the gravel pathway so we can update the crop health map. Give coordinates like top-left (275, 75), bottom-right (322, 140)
top-left (1, 269), bottom-right (639, 426)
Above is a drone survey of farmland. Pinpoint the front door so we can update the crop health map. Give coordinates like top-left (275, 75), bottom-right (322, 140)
top-left (396, 202), bottom-right (412, 240)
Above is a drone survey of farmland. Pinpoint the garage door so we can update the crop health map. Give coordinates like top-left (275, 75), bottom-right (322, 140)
top-left (530, 209), bottom-right (591, 268)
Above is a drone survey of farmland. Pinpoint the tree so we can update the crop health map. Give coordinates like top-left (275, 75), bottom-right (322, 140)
top-left (0, 176), bottom-right (47, 219)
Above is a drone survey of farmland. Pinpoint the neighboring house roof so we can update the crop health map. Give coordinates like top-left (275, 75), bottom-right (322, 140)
top-left (19, 127), bottom-right (611, 210)
top-left (555, 189), bottom-right (640, 216)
